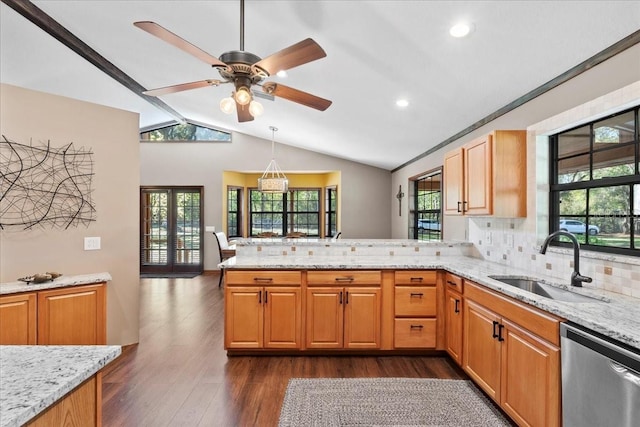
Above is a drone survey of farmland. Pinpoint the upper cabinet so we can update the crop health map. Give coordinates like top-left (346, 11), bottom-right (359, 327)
top-left (444, 130), bottom-right (526, 217)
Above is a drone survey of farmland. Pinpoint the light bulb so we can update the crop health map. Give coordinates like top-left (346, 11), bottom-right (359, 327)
top-left (220, 97), bottom-right (235, 114)
top-left (234, 87), bottom-right (252, 106)
top-left (450, 23), bottom-right (472, 38)
top-left (249, 100), bottom-right (264, 117)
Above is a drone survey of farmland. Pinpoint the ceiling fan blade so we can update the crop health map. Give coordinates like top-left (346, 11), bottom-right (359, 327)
top-left (143, 79), bottom-right (222, 96)
top-left (134, 21), bottom-right (229, 69)
top-left (262, 82), bottom-right (332, 111)
top-left (253, 38), bottom-right (326, 76)
top-left (236, 103), bottom-right (254, 122)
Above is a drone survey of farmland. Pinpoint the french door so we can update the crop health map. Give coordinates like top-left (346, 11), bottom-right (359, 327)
top-left (140, 186), bottom-right (203, 274)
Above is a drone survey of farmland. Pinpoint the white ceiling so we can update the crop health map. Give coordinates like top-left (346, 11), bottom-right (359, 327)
top-left (2, 1), bottom-right (639, 170)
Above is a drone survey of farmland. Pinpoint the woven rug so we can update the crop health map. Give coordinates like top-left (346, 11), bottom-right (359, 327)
top-left (278, 378), bottom-right (512, 427)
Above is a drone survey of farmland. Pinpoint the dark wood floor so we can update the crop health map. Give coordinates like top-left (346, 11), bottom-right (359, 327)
top-left (102, 274), bottom-right (468, 427)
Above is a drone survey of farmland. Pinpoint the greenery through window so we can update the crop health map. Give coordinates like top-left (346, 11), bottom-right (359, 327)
top-left (325, 187), bottom-right (337, 237)
top-left (413, 171), bottom-right (442, 241)
top-left (249, 189), bottom-right (320, 237)
top-left (550, 107), bottom-right (639, 255)
top-left (227, 187), bottom-right (242, 238)
top-left (140, 122), bottom-right (231, 142)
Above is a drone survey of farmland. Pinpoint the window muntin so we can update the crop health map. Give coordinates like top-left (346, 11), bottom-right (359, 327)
top-left (550, 106), bottom-right (640, 255)
top-left (413, 171), bottom-right (442, 241)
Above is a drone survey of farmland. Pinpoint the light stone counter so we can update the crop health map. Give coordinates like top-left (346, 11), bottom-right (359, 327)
top-left (221, 254), bottom-right (640, 351)
top-left (0, 345), bottom-right (121, 427)
top-left (0, 272), bottom-right (112, 295)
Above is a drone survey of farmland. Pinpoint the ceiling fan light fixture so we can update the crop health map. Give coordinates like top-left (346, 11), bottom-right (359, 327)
top-left (249, 100), bottom-right (264, 117)
top-left (220, 96), bottom-right (235, 114)
top-left (276, 70), bottom-right (288, 78)
top-left (234, 87), bottom-right (252, 105)
top-left (450, 22), bottom-right (472, 38)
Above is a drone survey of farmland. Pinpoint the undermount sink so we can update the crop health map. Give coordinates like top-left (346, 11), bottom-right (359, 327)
top-left (488, 276), bottom-right (606, 303)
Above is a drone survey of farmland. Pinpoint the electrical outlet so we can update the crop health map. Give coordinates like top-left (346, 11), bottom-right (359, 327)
top-left (485, 231), bottom-right (492, 245)
top-left (84, 236), bottom-right (101, 251)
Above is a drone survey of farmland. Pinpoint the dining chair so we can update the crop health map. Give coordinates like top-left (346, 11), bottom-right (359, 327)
top-left (214, 231), bottom-right (236, 287)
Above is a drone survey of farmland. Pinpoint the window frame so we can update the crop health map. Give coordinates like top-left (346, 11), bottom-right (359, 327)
top-left (248, 188), bottom-right (322, 237)
top-left (412, 169), bottom-right (442, 241)
top-left (549, 106), bottom-right (640, 256)
top-left (325, 186), bottom-right (338, 237)
top-left (226, 186), bottom-right (243, 238)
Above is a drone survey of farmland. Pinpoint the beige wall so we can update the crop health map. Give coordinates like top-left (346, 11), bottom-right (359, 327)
top-left (141, 133), bottom-right (391, 268)
top-left (391, 43), bottom-right (640, 241)
top-left (0, 84), bottom-right (140, 345)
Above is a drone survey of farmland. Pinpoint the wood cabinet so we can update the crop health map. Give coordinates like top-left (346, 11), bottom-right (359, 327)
top-left (393, 270), bottom-right (437, 349)
top-left (463, 281), bottom-right (561, 427)
top-left (306, 271), bottom-right (381, 349)
top-left (444, 273), bottom-right (463, 365)
top-left (1, 283), bottom-right (106, 345)
top-left (224, 271), bottom-right (302, 349)
top-left (0, 293), bottom-right (37, 344)
top-left (444, 130), bottom-right (526, 217)
top-left (38, 284), bottom-right (106, 345)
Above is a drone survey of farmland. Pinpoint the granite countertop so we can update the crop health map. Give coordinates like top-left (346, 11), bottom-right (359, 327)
top-left (0, 345), bottom-right (121, 427)
top-left (0, 272), bottom-right (112, 295)
top-left (221, 255), bottom-right (640, 351)
top-left (234, 238), bottom-right (473, 247)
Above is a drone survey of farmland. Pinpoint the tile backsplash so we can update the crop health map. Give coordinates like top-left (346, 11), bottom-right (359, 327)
top-left (469, 217), bottom-right (640, 298)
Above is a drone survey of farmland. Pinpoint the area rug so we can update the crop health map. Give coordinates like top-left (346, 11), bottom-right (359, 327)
top-left (278, 378), bottom-right (512, 427)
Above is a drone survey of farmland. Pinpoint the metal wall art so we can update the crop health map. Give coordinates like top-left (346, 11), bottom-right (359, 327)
top-left (0, 136), bottom-right (96, 230)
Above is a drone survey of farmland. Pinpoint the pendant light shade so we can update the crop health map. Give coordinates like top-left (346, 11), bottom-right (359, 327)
top-left (258, 126), bottom-right (288, 193)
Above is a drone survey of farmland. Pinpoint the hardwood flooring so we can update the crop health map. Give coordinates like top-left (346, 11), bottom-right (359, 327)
top-left (102, 274), bottom-right (468, 427)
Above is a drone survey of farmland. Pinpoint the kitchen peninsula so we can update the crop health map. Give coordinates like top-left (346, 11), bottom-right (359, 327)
top-left (222, 238), bottom-right (640, 426)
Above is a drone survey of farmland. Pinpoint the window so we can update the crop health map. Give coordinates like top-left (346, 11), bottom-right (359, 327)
top-left (227, 187), bottom-right (242, 238)
top-left (249, 189), bottom-right (321, 237)
top-left (413, 171), bottom-right (442, 241)
top-left (325, 187), bottom-right (338, 237)
top-left (140, 121), bottom-right (231, 142)
top-left (549, 107), bottom-right (640, 255)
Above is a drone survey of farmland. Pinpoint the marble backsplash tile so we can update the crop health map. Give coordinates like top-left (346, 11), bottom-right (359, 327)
top-left (469, 217), bottom-right (640, 298)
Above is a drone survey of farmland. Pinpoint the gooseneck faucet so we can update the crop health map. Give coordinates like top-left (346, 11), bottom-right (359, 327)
top-left (540, 231), bottom-right (592, 287)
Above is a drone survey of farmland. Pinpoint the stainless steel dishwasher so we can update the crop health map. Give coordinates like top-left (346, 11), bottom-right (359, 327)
top-left (561, 322), bottom-right (640, 427)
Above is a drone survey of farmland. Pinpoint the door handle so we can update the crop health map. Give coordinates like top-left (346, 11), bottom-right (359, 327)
top-left (492, 321), bottom-right (499, 339)
top-left (345, 291), bottom-right (349, 304)
top-left (457, 201), bottom-right (462, 213)
top-left (610, 362), bottom-right (640, 386)
top-left (454, 299), bottom-right (460, 313)
top-left (264, 290), bottom-right (268, 304)
top-left (498, 324), bottom-right (505, 342)
top-left (339, 291), bottom-right (343, 304)
top-left (258, 290), bottom-right (262, 304)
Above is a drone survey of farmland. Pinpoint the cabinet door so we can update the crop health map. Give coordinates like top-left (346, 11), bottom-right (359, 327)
top-left (0, 293), bottom-right (37, 345)
top-left (37, 284), bottom-right (106, 345)
top-left (464, 135), bottom-right (492, 215)
top-left (225, 287), bottom-right (264, 348)
top-left (344, 287), bottom-right (380, 349)
top-left (463, 299), bottom-right (501, 401)
top-left (443, 147), bottom-right (464, 215)
top-left (306, 287), bottom-right (343, 349)
top-left (445, 289), bottom-right (463, 365)
top-left (501, 319), bottom-right (561, 427)
top-left (264, 287), bottom-right (301, 349)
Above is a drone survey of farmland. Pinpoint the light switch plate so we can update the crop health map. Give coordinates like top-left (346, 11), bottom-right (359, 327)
top-left (84, 236), bottom-right (101, 250)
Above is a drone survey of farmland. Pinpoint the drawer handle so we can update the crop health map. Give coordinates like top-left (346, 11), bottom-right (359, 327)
top-left (410, 293), bottom-right (424, 298)
top-left (254, 277), bottom-right (273, 283)
top-left (410, 277), bottom-right (423, 282)
top-left (410, 325), bottom-right (424, 329)
top-left (335, 277), bottom-right (354, 282)
top-left (447, 280), bottom-right (457, 287)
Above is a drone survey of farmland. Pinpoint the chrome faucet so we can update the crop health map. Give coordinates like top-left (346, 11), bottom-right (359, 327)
top-left (540, 230), bottom-right (593, 287)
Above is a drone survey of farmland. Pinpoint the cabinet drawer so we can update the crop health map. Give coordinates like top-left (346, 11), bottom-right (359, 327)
top-left (307, 270), bottom-right (381, 286)
top-left (225, 270), bottom-right (301, 286)
top-left (394, 270), bottom-right (437, 285)
top-left (444, 273), bottom-right (464, 293)
top-left (395, 287), bottom-right (436, 317)
top-left (394, 318), bottom-right (437, 348)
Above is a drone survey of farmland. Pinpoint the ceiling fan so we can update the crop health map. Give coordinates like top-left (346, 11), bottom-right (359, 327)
top-left (134, 0), bottom-right (332, 123)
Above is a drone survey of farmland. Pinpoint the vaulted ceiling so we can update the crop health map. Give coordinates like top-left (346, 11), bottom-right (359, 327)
top-left (2, 1), bottom-right (639, 170)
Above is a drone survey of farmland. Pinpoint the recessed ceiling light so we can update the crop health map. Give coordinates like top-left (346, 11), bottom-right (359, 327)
top-left (276, 70), bottom-right (287, 78)
top-left (450, 23), bottom-right (472, 38)
top-left (396, 99), bottom-right (409, 108)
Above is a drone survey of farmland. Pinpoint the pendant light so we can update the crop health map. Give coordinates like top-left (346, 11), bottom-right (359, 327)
top-left (258, 126), bottom-right (288, 193)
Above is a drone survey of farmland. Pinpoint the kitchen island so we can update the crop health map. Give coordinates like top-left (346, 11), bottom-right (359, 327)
top-left (0, 345), bottom-right (121, 427)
